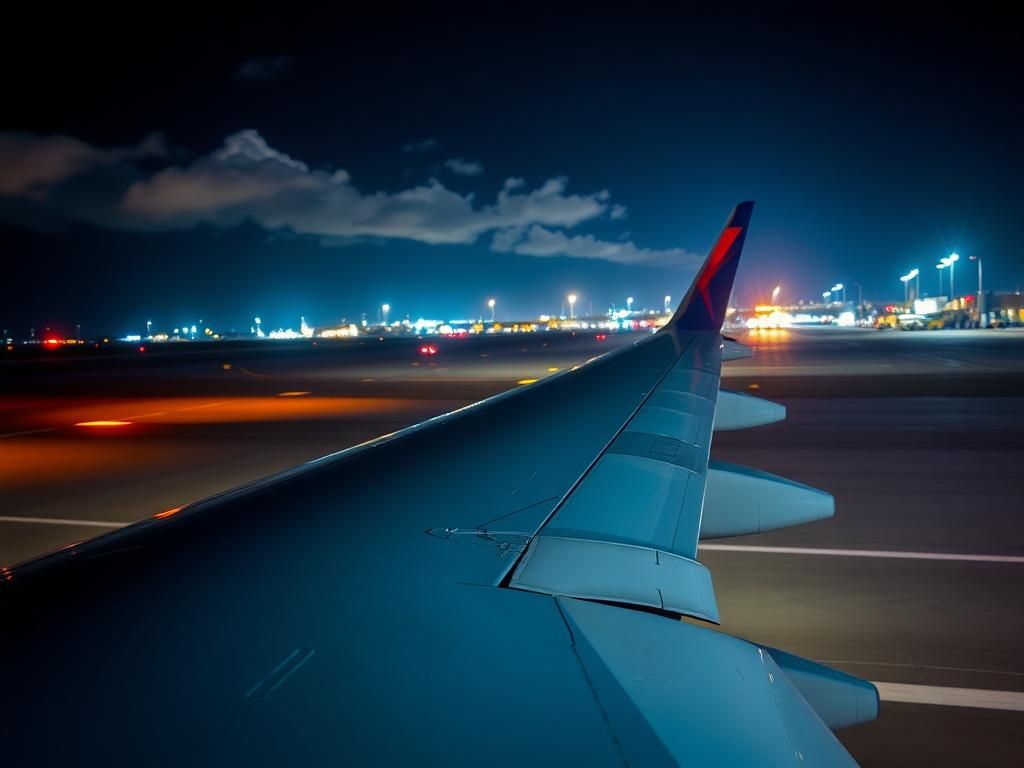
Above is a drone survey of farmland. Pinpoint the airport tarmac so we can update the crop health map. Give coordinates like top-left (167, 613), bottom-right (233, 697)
top-left (2, 326), bottom-right (1024, 766)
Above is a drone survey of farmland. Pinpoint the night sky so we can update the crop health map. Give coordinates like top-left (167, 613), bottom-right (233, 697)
top-left (2, 6), bottom-right (1021, 336)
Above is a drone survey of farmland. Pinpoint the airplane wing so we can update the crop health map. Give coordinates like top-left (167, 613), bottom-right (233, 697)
top-left (0, 202), bottom-right (877, 767)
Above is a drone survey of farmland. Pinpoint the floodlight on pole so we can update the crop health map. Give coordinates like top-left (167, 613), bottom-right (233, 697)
top-left (626, 296), bottom-right (633, 313)
top-left (487, 298), bottom-right (496, 322)
top-left (382, 303), bottom-right (390, 326)
top-left (568, 294), bottom-right (577, 320)
top-left (771, 285), bottom-right (781, 303)
top-left (900, 269), bottom-right (919, 305)
top-left (664, 295), bottom-right (671, 313)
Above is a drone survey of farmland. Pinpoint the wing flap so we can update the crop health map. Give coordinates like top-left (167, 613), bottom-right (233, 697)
top-left (512, 537), bottom-right (719, 622)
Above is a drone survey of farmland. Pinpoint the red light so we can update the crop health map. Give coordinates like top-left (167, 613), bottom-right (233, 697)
top-left (419, 344), bottom-right (439, 356)
top-left (596, 333), bottom-right (608, 341)
top-left (43, 338), bottom-right (62, 346)
top-left (138, 346), bottom-right (146, 352)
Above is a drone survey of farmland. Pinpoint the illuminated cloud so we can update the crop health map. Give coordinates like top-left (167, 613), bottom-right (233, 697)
top-left (0, 129), bottom-right (683, 264)
top-left (444, 158), bottom-right (483, 176)
top-left (610, 203), bottom-right (628, 220)
top-left (122, 131), bottom-right (610, 244)
top-left (491, 224), bottom-right (699, 266)
top-left (0, 132), bottom-right (164, 198)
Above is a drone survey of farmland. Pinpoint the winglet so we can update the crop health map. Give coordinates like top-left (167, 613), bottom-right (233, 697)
top-left (668, 201), bottom-right (754, 332)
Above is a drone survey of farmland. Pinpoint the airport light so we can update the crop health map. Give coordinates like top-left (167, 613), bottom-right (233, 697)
top-left (937, 260), bottom-right (949, 296)
top-left (664, 295), bottom-right (671, 313)
top-left (832, 283), bottom-right (845, 303)
top-left (822, 290), bottom-right (831, 302)
top-left (852, 282), bottom-right (863, 321)
top-left (568, 294), bottom-right (577, 320)
top-left (946, 253), bottom-right (960, 298)
top-left (771, 285), bottom-right (781, 303)
top-left (970, 255), bottom-right (984, 327)
top-left (382, 303), bottom-right (390, 326)
top-left (627, 296), bottom-right (633, 313)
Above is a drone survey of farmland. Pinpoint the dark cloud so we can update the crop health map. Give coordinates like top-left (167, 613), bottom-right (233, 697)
top-left (0, 133), bottom-right (163, 198)
top-left (444, 158), bottom-right (483, 177)
top-left (401, 138), bottom-right (438, 154)
top-left (235, 55), bottom-right (292, 81)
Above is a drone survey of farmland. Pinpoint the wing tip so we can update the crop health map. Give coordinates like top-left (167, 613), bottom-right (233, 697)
top-left (667, 201), bottom-right (755, 332)
top-left (730, 200), bottom-right (756, 228)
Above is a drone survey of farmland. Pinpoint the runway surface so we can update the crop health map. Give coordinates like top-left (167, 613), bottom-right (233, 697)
top-left (3, 326), bottom-right (1024, 765)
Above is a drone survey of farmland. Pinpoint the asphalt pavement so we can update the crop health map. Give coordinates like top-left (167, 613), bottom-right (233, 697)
top-left (2, 325), bottom-right (1024, 765)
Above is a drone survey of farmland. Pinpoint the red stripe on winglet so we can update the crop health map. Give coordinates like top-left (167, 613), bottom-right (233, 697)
top-left (696, 226), bottom-right (743, 320)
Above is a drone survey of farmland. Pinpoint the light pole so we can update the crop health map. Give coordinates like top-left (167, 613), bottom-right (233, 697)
top-left (664, 295), bottom-right (671, 314)
top-left (937, 261), bottom-right (948, 296)
top-left (626, 296), bottom-right (633, 314)
top-left (832, 283), bottom-right (845, 303)
top-left (382, 303), bottom-right (390, 326)
top-left (771, 285), bottom-right (781, 304)
top-left (947, 253), bottom-right (960, 299)
top-left (970, 255), bottom-right (984, 327)
top-left (852, 282), bottom-right (863, 320)
top-left (900, 269), bottom-right (919, 306)
top-left (822, 290), bottom-right (832, 303)
top-left (487, 298), bottom-right (496, 323)
top-left (146, 320), bottom-right (152, 339)
top-left (568, 294), bottom-right (577, 320)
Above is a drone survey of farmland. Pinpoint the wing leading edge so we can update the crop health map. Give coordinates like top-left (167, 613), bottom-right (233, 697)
top-left (508, 201), bottom-right (757, 619)
top-left (0, 202), bottom-right (877, 766)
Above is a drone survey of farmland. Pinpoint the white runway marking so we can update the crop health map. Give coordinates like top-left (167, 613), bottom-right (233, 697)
top-left (0, 428), bottom-right (56, 439)
top-left (823, 660), bottom-right (1024, 679)
top-left (178, 401), bottom-right (229, 411)
top-left (900, 351), bottom-right (966, 368)
top-left (874, 682), bottom-right (1024, 712)
top-left (699, 543), bottom-right (1024, 564)
top-left (0, 515), bottom-right (127, 529)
